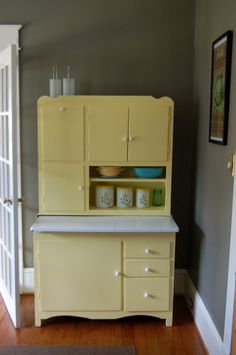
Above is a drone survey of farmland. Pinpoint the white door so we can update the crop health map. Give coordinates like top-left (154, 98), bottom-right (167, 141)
top-left (0, 44), bottom-right (20, 327)
top-left (223, 153), bottom-right (236, 354)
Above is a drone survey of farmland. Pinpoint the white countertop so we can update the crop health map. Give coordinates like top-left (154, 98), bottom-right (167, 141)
top-left (31, 215), bottom-right (179, 233)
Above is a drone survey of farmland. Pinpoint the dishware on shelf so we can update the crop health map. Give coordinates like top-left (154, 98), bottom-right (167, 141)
top-left (49, 65), bottom-right (61, 97)
top-left (96, 166), bottom-right (123, 177)
top-left (95, 185), bottom-right (114, 208)
top-left (117, 186), bottom-right (133, 208)
top-left (136, 188), bottom-right (150, 208)
top-left (152, 188), bottom-right (163, 206)
top-left (134, 167), bottom-right (164, 178)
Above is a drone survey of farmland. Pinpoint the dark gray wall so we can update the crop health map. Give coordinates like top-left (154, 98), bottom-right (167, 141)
top-left (190, 0), bottom-right (236, 338)
top-left (0, 0), bottom-right (195, 267)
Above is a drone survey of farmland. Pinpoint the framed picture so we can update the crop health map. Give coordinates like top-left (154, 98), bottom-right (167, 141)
top-left (209, 30), bottom-right (233, 145)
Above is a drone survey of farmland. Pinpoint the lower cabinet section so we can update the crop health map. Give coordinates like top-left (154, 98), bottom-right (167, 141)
top-left (33, 231), bottom-right (176, 327)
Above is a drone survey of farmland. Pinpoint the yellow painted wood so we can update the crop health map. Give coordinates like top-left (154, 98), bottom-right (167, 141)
top-left (124, 240), bottom-right (171, 258)
top-left (124, 278), bottom-right (170, 311)
top-left (128, 105), bottom-right (170, 162)
top-left (37, 96), bottom-right (174, 216)
top-left (37, 234), bottom-right (122, 311)
top-left (124, 259), bottom-right (171, 277)
top-left (40, 163), bottom-right (85, 213)
top-left (33, 231), bottom-right (176, 326)
top-left (87, 104), bottom-right (128, 162)
top-left (38, 98), bottom-right (84, 161)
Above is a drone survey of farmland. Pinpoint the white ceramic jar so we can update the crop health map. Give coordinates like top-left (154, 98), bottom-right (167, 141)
top-left (117, 186), bottom-right (133, 208)
top-left (136, 188), bottom-right (150, 208)
top-left (95, 185), bottom-right (114, 208)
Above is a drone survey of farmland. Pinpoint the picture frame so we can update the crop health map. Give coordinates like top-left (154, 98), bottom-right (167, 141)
top-left (209, 30), bottom-right (233, 145)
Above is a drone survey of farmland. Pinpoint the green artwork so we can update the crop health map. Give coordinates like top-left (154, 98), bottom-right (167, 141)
top-left (213, 72), bottom-right (225, 113)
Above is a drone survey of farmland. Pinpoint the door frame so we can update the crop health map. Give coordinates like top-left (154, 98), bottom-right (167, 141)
top-left (0, 25), bottom-right (23, 291)
top-left (223, 153), bottom-right (236, 354)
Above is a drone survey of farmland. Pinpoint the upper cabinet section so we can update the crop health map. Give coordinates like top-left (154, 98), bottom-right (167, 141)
top-left (37, 96), bottom-right (174, 216)
top-left (38, 98), bottom-right (84, 162)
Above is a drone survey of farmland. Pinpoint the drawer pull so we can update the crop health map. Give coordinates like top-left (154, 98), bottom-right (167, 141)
top-left (144, 292), bottom-right (149, 299)
top-left (123, 137), bottom-right (128, 142)
top-left (114, 271), bottom-right (121, 277)
top-left (59, 106), bottom-right (65, 112)
top-left (144, 267), bottom-right (150, 273)
top-left (78, 186), bottom-right (84, 191)
top-left (145, 248), bottom-right (152, 255)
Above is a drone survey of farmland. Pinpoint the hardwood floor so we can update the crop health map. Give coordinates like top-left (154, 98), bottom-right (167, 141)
top-left (0, 295), bottom-right (208, 355)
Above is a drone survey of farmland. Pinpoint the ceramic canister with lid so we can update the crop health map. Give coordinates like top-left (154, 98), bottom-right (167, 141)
top-left (95, 185), bottom-right (114, 208)
top-left (117, 186), bottom-right (133, 208)
top-left (136, 188), bottom-right (150, 208)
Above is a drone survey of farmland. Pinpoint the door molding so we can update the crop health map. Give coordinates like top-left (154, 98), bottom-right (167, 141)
top-left (0, 25), bottom-right (22, 52)
top-left (223, 153), bottom-right (236, 354)
top-left (0, 25), bottom-right (23, 293)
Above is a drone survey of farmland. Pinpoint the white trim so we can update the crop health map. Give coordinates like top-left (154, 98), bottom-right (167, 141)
top-left (0, 24), bottom-right (23, 295)
top-left (185, 273), bottom-right (227, 355)
top-left (23, 268), bottom-right (35, 294)
top-left (223, 152), bottom-right (236, 354)
top-left (0, 25), bottom-right (22, 52)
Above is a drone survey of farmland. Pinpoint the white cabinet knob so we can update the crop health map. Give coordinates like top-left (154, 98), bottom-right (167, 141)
top-left (145, 248), bottom-right (150, 254)
top-left (78, 186), bottom-right (84, 191)
top-left (123, 137), bottom-right (128, 142)
top-left (59, 106), bottom-right (65, 112)
top-left (144, 267), bottom-right (149, 273)
top-left (114, 271), bottom-right (121, 277)
top-left (128, 136), bottom-right (133, 141)
top-left (144, 292), bottom-right (149, 299)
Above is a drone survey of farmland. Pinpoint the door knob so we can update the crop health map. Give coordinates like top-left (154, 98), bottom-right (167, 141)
top-left (3, 197), bottom-right (12, 205)
top-left (227, 154), bottom-right (235, 177)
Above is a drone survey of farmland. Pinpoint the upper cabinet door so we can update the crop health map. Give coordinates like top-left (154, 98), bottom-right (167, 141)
top-left (38, 100), bottom-right (84, 161)
top-left (128, 105), bottom-right (170, 162)
top-left (87, 104), bottom-right (128, 162)
top-left (40, 162), bottom-right (85, 213)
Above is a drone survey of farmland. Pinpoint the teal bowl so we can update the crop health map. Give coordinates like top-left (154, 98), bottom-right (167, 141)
top-left (134, 167), bottom-right (164, 178)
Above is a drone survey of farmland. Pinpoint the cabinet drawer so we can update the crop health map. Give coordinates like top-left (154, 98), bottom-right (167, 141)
top-left (124, 240), bottom-right (171, 258)
top-left (124, 278), bottom-right (170, 311)
top-left (124, 259), bottom-right (171, 277)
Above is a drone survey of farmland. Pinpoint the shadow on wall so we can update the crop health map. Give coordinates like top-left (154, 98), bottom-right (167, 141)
top-left (188, 222), bottom-right (205, 286)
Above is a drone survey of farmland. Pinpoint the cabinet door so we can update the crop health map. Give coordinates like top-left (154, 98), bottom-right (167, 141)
top-left (128, 105), bottom-right (170, 162)
top-left (38, 235), bottom-right (122, 311)
top-left (40, 162), bottom-right (85, 213)
top-left (38, 100), bottom-right (84, 161)
top-left (87, 104), bottom-right (128, 161)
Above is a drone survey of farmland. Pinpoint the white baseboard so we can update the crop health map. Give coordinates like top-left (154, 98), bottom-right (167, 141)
top-left (185, 273), bottom-right (227, 355)
top-left (23, 268), bottom-right (34, 294)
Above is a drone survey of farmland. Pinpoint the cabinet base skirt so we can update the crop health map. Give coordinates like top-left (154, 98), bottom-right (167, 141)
top-left (35, 310), bottom-right (173, 327)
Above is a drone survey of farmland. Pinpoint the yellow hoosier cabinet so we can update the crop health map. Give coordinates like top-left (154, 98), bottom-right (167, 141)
top-left (31, 96), bottom-right (179, 326)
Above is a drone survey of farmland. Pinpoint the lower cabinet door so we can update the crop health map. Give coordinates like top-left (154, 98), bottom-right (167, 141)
top-left (124, 278), bottom-right (170, 311)
top-left (38, 235), bottom-right (122, 311)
